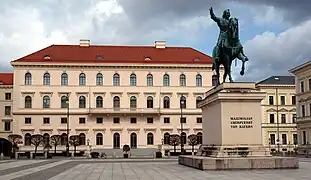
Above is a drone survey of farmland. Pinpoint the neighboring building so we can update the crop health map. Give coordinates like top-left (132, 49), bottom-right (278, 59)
top-left (289, 61), bottom-right (311, 154)
top-left (10, 40), bottom-right (213, 153)
top-left (256, 76), bottom-right (297, 152)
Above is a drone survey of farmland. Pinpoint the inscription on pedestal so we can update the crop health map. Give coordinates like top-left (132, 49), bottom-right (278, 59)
top-left (230, 117), bottom-right (253, 129)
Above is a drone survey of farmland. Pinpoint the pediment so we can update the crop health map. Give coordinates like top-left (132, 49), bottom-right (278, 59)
top-left (289, 108), bottom-right (296, 112)
top-left (266, 108), bottom-right (276, 112)
top-left (279, 108), bottom-right (288, 112)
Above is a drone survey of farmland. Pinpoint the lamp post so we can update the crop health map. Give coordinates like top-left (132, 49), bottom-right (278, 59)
top-left (180, 95), bottom-right (185, 155)
top-left (66, 99), bottom-right (70, 157)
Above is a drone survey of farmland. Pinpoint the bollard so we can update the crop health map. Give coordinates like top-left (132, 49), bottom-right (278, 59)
top-left (15, 152), bottom-right (18, 160)
top-left (30, 152), bottom-right (33, 159)
top-left (71, 152), bottom-right (74, 158)
top-left (44, 152), bottom-right (48, 159)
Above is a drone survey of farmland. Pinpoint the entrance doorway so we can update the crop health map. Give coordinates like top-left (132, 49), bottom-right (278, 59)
top-left (113, 133), bottom-right (120, 149)
top-left (0, 138), bottom-right (12, 157)
top-left (130, 133), bottom-right (137, 149)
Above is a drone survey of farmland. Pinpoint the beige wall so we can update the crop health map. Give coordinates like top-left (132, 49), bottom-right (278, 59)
top-left (0, 85), bottom-right (13, 138)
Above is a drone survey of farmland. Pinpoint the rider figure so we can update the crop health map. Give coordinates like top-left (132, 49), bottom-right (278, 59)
top-left (209, 7), bottom-right (231, 62)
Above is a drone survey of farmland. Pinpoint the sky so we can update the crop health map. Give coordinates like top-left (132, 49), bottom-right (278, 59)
top-left (1, 0), bottom-right (311, 82)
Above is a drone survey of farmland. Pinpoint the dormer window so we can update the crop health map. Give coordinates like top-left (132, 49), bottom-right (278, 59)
top-left (96, 55), bottom-right (103, 60)
top-left (44, 55), bottom-right (51, 60)
top-left (194, 57), bottom-right (200, 62)
top-left (144, 57), bottom-right (151, 61)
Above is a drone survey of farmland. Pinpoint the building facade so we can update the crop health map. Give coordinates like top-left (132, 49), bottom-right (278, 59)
top-left (0, 73), bottom-right (13, 139)
top-left (289, 61), bottom-right (311, 154)
top-left (11, 40), bottom-right (214, 152)
top-left (256, 76), bottom-right (297, 152)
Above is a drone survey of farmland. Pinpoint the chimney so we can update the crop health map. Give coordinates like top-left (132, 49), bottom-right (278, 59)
top-left (79, 39), bottom-right (90, 47)
top-left (155, 41), bottom-right (166, 49)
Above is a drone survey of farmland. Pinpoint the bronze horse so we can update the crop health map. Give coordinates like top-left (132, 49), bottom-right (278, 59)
top-left (211, 17), bottom-right (249, 86)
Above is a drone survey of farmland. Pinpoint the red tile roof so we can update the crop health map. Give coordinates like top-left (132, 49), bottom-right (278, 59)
top-left (0, 73), bottom-right (13, 85)
top-left (12, 45), bottom-right (212, 64)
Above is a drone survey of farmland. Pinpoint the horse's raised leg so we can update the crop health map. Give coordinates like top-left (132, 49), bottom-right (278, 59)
top-left (237, 52), bottom-right (248, 76)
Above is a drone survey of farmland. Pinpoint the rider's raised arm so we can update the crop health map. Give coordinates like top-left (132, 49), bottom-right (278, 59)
top-left (210, 9), bottom-right (220, 23)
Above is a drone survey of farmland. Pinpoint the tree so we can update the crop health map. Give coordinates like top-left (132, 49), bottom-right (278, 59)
top-left (188, 134), bottom-right (198, 153)
top-left (50, 135), bottom-right (61, 154)
top-left (169, 134), bottom-right (180, 153)
top-left (31, 134), bottom-right (43, 156)
top-left (69, 135), bottom-right (80, 154)
top-left (8, 134), bottom-right (22, 155)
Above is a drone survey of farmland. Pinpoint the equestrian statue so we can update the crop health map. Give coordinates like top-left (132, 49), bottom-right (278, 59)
top-left (209, 7), bottom-right (249, 86)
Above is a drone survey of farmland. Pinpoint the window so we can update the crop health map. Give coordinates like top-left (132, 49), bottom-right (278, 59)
top-left (96, 117), bottom-right (103, 124)
top-left (301, 81), bottom-right (304, 93)
top-left (61, 133), bottom-right (67, 145)
top-left (79, 96), bottom-right (86, 108)
top-left (25, 72), bottom-right (32, 85)
top-left (96, 133), bottom-right (103, 145)
top-left (292, 114), bottom-right (297, 123)
top-left (4, 121), bottom-right (11, 131)
top-left (43, 72), bottom-right (50, 85)
top-left (79, 118), bottom-right (86, 124)
top-left (270, 134), bottom-right (276, 145)
top-left (196, 96), bottom-right (202, 108)
top-left (280, 96), bottom-right (285, 105)
top-left (24, 133), bottom-right (31, 146)
top-left (147, 74), bottom-right (153, 86)
top-left (302, 105), bottom-right (306, 117)
top-left (164, 117), bottom-right (170, 124)
top-left (130, 117), bottom-right (137, 124)
top-left (113, 96), bottom-right (120, 108)
top-left (61, 73), bottom-right (68, 86)
top-left (269, 114), bottom-right (275, 123)
top-left (147, 133), bottom-right (153, 145)
top-left (163, 96), bottom-right (170, 109)
top-left (293, 134), bottom-right (298, 145)
top-left (79, 73), bottom-right (86, 86)
top-left (180, 96), bottom-right (186, 109)
top-left (25, 96), bottom-right (32, 108)
top-left (79, 133), bottom-right (86, 145)
top-left (282, 134), bottom-right (287, 144)
top-left (163, 74), bottom-right (170, 86)
top-left (61, 96), bottom-right (68, 108)
top-left (281, 114), bottom-right (286, 123)
top-left (96, 96), bottom-right (103, 108)
top-left (113, 73), bottom-right (120, 86)
top-left (130, 133), bottom-right (137, 149)
top-left (43, 134), bottom-right (49, 146)
top-left (147, 117), bottom-right (153, 124)
top-left (96, 73), bottom-right (103, 86)
top-left (196, 74), bottom-right (202, 87)
top-left (61, 118), bottom-right (67, 124)
top-left (179, 74), bottom-right (186, 86)
top-left (181, 132), bottom-right (187, 145)
top-left (197, 132), bottom-right (203, 144)
top-left (292, 96), bottom-right (296, 105)
top-left (43, 96), bottom-right (50, 108)
top-left (113, 117), bottom-right (120, 124)
top-left (164, 133), bottom-right (170, 144)
top-left (196, 117), bottom-right (202, 123)
top-left (303, 131), bottom-right (307, 145)
top-left (113, 133), bottom-right (120, 149)
top-left (309, 78), bottom-right (311, 91)
top-left (5, 93), bottom-right (11, 100)
top-left (268, 96), bottom-right (274, 105)
top-left (180, 117), bottom-right (186, 123)
top-left (25, 117), bottom-right (31, 124)
top-left (43, 117), bottom-right (50, 124)
top-left (147, 96), bottom-right (153, 108)
top-left (130, 73), bottom-right (136, 86)
top-left (130, 96), bottom-right (137, 108)
top-left (4, 106), bottom-right (11, 116)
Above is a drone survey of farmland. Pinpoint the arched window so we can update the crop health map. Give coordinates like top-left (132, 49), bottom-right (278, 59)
top-left (43, 96), bottom-right (50, 108)
top-left (79, 73), bottom-right (86, 86)
top-left (96, 133), bottom-right (103, 145)
top-left (130, 96), bottom-right (137, 108)
top-left (96, 96), bottom-right (103, 108)
top-left (181, 132), bottom-right (187, 145)
top-left (43, 133), bottom-right (50, 146)
top-left (147, 133), bottom-right (154, 145)
top-left (196, 74), bottom-right (202, 87)
top-left (197, 132), bottom-right (203, 144)
top-left (25, 96), bottom-right (32, 108)
top-left (79, 96), bottom-right (86, 108)
top-left (61, 73), bottom-right (68, 86)
top-left (113, 96), bottom-right (120, 108)
top-left (147, 96), bottom-right (153, 108)
top-left (180, 96), bottom-right (186, 109)
top-left (180, 74), bottom-right (186, 86)
top-left (79, 133), bottom-right (86, 145)
top-left (43, 72), bottom-right (50, 85)
top-left (25, 72), bottom-right (32, 85)
top-left (130, 73), bottom-right (136, 86)
top-left (61, 96), bottom-right (69, 108)
top-left (113, 73), bottom-right (120, 86)
top-left (113, 133), bottom-right (120, 149)
top-left (147, 74), bottom-right (153, 86)
top-left (163, 74), bottom-right (170, 86)
top-left (61, 133), bottom-right (67, 145)
top-left (24, 133), bottom-right (31, 146)
top-left (164, 132), bottom-right (170, 145)
top-left (130, 133), bottom-right (137, 149)
top-left (163, 96), bottom-right (170, 109)
top-left (196, 96), bottom-right (202, 108)
top-left (96, 73), bottom-right (103, 86)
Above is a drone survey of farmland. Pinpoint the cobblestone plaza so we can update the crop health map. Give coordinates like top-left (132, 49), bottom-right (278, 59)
top-left (0, 159), bottom-right (310, 180)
